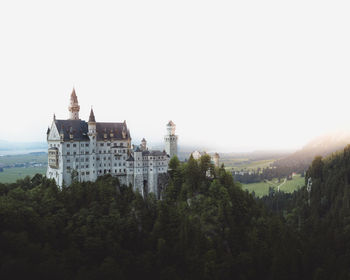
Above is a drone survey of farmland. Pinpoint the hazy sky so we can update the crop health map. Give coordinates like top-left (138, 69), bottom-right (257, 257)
top-left (0, 0), bottom-right (349, 152)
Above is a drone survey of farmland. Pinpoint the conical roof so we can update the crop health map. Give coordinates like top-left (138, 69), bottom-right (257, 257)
top-left (89, 108), bottom-right (96, 122)
top-left (70, 88), bottom-right (78, 103)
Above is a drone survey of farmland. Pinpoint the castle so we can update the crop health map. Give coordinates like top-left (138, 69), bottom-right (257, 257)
top-left (46, 89), bottom-right (178, 197)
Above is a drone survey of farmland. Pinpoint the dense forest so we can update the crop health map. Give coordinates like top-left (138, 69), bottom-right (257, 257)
top-left (1, 152), bottom-right (350, 279)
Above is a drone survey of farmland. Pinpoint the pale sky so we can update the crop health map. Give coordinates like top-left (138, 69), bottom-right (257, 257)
top-left (0, 0), bottom-right (350, 152)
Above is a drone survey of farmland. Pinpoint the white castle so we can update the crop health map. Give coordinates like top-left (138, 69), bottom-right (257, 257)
top-left (46, 89), bottom-right (178, 197)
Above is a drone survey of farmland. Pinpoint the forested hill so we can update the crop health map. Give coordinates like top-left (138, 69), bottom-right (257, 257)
top-left (0, 155), bottom-right (304, 280)
top-left (261, 145), bottom-right (350, 279)
top-left (2, 151), bottom-right (350, 279)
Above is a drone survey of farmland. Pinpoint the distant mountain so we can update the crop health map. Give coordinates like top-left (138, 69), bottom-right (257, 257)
top-left (0, 140), bottom-right (47, 151)
top-left (274, 131), bottom-right (350, 172)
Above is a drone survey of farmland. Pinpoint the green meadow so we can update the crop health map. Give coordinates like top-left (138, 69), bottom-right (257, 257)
top-left (242, 174), bottom-right (305, 197)
top-left (0, 166), bottom-right (46, 183)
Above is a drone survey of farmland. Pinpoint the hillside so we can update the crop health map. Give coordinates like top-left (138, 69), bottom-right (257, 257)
top-left (0, 155), bottom-right (304, 279)
top-left (274, 131), bottom-right (350, 173)
top-left (261, 145), bottom-right (350, 279)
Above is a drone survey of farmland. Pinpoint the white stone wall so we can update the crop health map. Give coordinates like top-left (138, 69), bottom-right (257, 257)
top-left (47, 123), bottom-right (169, 197)
top-left (164, 135), bottom-right (178, 158)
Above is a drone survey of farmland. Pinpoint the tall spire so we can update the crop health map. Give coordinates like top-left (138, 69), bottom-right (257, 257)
top-left (70, 88), bottom-right (78, 103)
top-left (89, 107), bottom-right (96, 123)
top-left (68, 88), bottom-right (80, 120)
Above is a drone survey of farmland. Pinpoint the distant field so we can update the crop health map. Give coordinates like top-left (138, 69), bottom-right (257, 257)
top-left (221, 158), bottom-right (275, 171)
top-left (0, 153), bottom-right (47, 166)
top-left (0, 153), bottom-right (47, 183)
top-left (0, 167), bottom-right (46, 183)
top-left (242, 174), bottom-right (305, 197)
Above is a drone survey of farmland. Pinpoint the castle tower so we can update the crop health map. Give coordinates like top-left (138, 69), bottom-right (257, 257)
top-left (88, 108), bottom-right (97, 181)
top-left (68, 88), bottom-right (80, 120)
top-left (141, 138), bottom-right (147, 151)
top-left (164, 120), bottom-right (178, 158)
top-left (213, 153), bottom-right (220, 167)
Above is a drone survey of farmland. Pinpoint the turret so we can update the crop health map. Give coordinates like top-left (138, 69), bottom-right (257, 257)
top-left (68, 88), bottom-right (80, 120)
top-left (87, 108), bottom-right (97, 181)
top-left (141, 138), bottom-right (147, 151)
top-left (213, 153), bottom-right (220, 167)
top-left (166, 120), bottom-right (176, 135)
top-left (164, 120), bottom-right (178, 158)
top-left (88, 108), bottom-right (96, 136)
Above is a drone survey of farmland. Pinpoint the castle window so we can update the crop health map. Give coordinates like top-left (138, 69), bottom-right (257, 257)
top-left (76, 158), bottom-right (79, 161)
top-left (86, 165), bottom-right (89, 168)
top-left (124, 169), bottom-right (126, 172)
top-left (86, 144), bottom-right (89, 147)
top-left (86, 171), bottom-right (90, 175)
top-left (107, 143), bottom-right (111, 146)
top-left (86, 158), bottom-right (89, 162)
top-left (74, 152), bottom-right (76, 155)
top-left (100, 143), bottom-right (104, 147)
top-left (67, 144), bottom-right (70, 147)
top-left (73, 144), bottom-right (76, 147)
top-left (67, 159), bottom-right (70, 163)
top-left (67, 152), bottom-right (70, 155)
top-left (82, 172), bottom-right (85, 175)
top-left (99, 151), bottom-right (101, 154)
top-left (92, 149), bottom-right (95, 153)
top-left (85, 151), bottom-right (89, 154)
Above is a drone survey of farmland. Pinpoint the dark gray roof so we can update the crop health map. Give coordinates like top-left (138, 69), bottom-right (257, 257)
top-left (142, 150), bottom-right (167, 157)
top-left (96, 122), bottom-right (130, 141)
top-left (55, 120), bottom-right (89, 141)
top-left (54, 119), bottom-right (131, 141)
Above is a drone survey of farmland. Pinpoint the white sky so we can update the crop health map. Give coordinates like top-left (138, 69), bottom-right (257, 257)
top-left (0, 0), bottom-right (350, 152)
